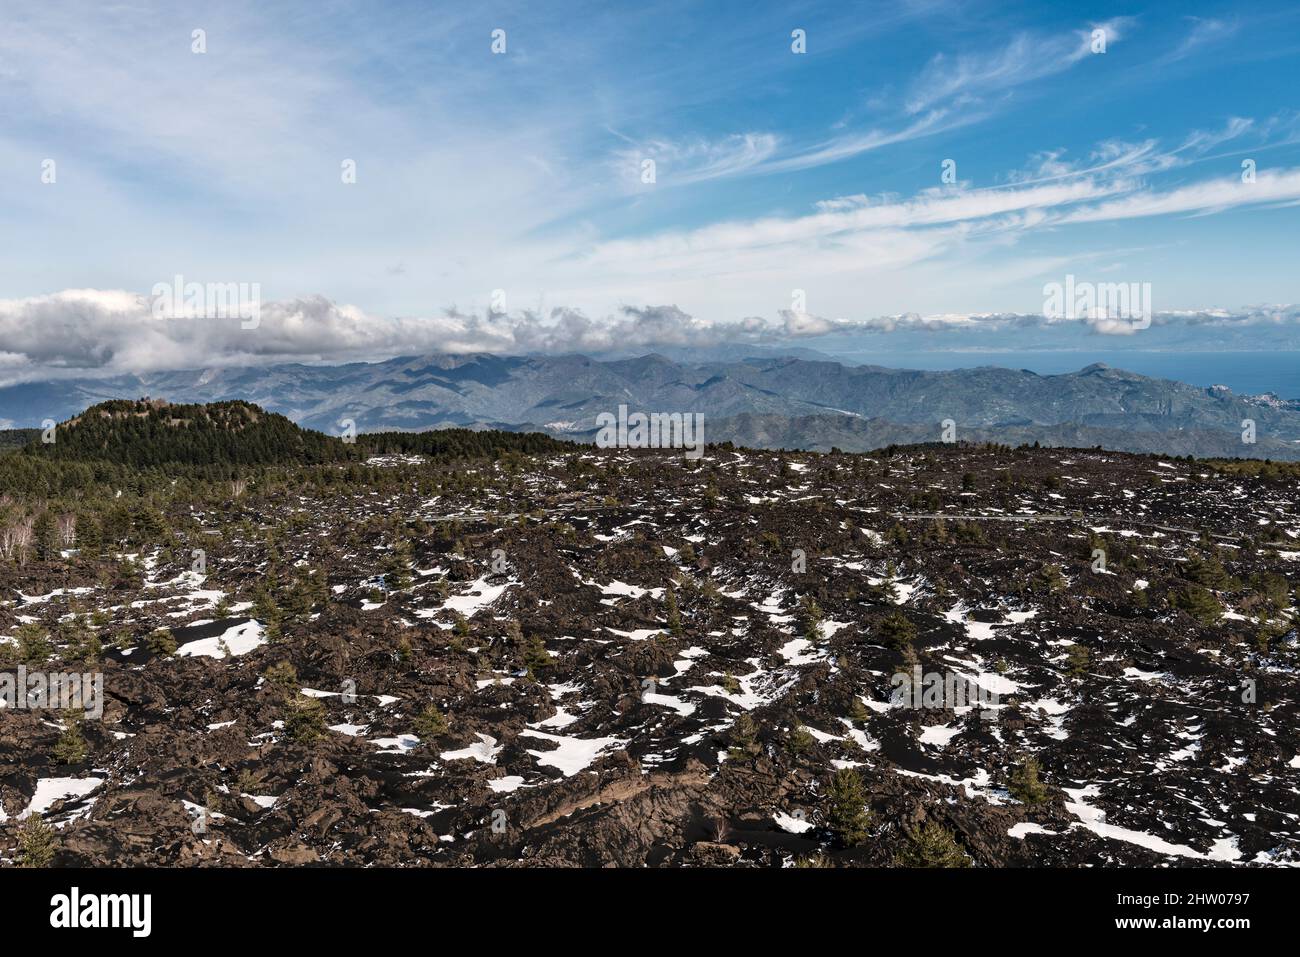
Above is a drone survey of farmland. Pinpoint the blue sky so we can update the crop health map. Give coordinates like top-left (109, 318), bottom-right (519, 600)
top-left (1, 0), bottom-right (1299, 377)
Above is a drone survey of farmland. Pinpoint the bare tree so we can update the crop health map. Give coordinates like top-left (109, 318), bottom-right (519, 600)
top-left (57, 512), bottom-right (77, 548)
top-left (6, 517), bottom-right (34, 567)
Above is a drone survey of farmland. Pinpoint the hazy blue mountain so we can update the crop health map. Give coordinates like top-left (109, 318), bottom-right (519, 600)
top-left (5, 354), bottom-right (1300, 458)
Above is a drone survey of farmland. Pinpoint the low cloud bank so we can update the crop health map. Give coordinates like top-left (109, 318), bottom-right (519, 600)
top-left (0, 288), bottom-right (1297, 385)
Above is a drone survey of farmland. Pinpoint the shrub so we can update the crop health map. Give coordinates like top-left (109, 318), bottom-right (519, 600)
top-left (895, 820), bottom-right (971, 867)
top-left (849, 697), bottom-right (872, 725)
top-left (264, 661), bottom-right (298, 695)
top-left (727, 713), bottom-right (760, 760)
top-left (787, 724), bottom-right (816, 756)
top-left (72, 628), bottom-right (102, 664)
top-left (14, 623), bottom-right (52, 663)
top-left (1036, 563), bottom-right (1066, 594)
top-left (413, 703), bottom-right (449, 744)
top-left (284, 694), bottom-right (327, 743)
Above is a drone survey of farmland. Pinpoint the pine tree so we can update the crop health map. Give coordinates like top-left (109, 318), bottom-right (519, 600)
top-left (665, 586), bottom-right (682, 637)
top-left (879, 561), bottom-right (901, 604)
top-left (877, 611), bottom-right (917, 649)
top-left (787, 724), bottom-right (816, 756)
top-left (1065, 643), bottom-right (1090, 676)
top-left (264, 661), bottom-right (299, 696)
top-left (53, 711), bottom-right (89, 765)
top-left (32, 511), bottom-right (58, 562)
top-left (1007, 756), bottom-right (1050, 805)
top-left (824, 768), bottom-right (872, 845)
top-left (1171, 583), bottom-right (1224, 624)
top-left (77, 512), bottom-right (102, 556)
top-left (146, 628), bottom-right (177, 656)
top-left (383, 535), bottom-right (414, 589)
top-left (727, 713), bottom-right (760, 760)
top-left (14, 623), bottom-right (52, 663)
top-left (895, 820), bottom-right (971, 867)
top-left (413, 703), bottom-right (449, 744)
top-left (284, 694), bottom-right (327, 743)
top-left (16, 813), bottom-right (57, 867)
top-left (252, 584), bottom-right (282, 626)
top-left (520, 633), bottom-right (552, 680)
top-left (801, 595), bottom-right (824, 641)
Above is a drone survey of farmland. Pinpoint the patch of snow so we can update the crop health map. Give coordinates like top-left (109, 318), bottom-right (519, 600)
top-left (919, 723), bottom-right (961, 747)
top-left (440, 733), bottom-right (501, 764)
top-left (443, 576), bottom-right (514, 615)
top-left (176, 620), bottom-right (266, 660)
top-left (25, 776), bottom-right (103, 818)
top-left (774, 811), bottom-right (814, 834)
top-left (520, 729), bottom-right (624, 777)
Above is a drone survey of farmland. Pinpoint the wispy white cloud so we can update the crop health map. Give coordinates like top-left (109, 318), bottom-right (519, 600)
top-left (1059, 168), bottom-right (1300, 223)
top-left (600, 19), bottom-right (1144, 186)
top-left (612, 133), bottom-right (780, 188)
top-left (1157, 16), bottom-right (1239, 65)
top-left (756, 109), bottom-right (975, 175)
top-left (904, 18), bottom-right (1132, 116)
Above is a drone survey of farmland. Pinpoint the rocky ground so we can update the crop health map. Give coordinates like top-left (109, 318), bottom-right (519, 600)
top-left (2, 443), bottom-right (1298, 867)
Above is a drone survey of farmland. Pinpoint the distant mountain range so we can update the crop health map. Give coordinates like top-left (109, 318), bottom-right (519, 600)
top-left (5, 353), bottom-right (1300, 459)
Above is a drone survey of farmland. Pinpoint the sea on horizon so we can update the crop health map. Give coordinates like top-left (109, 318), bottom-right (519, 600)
top-left (829, 350), bottom-right (1300, 401)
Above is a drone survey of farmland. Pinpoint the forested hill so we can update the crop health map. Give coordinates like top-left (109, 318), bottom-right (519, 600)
top-left (12, 398), bottom-right (572, 469)
top-left (0, 428), bottom-right (39, 452)
top-left (23, 399), bottom-right (341, 467)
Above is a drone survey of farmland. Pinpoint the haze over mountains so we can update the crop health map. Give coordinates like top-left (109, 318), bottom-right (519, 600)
top-left (5, 353), bottom-right (1300, 460)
